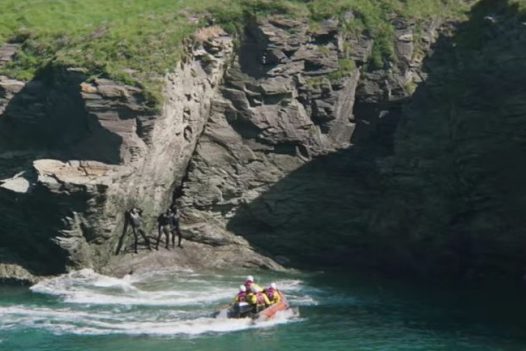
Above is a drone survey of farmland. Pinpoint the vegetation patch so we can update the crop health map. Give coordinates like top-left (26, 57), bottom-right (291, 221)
top-left (328, 58), bottom-right (356, 81)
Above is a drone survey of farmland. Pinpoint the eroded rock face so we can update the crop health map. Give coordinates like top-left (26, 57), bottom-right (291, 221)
top-left (2, 14), bottom-right (431, 279)
top-left (4, 7), bottom-right (509, 281)
top-left (177, 15), bottom-right (451, 270)
top-left (0, 31), bottom-right (246, 275)
top-left (202, 4), bottom-right (526, 279)
top-left (177, 17), bottom-right (375, 261)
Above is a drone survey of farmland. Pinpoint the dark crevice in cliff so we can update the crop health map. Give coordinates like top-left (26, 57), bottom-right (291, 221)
top-left (0, 65), bottom-right (129, 275)
top-left (351, 100), bottom-right (404, 156)
top-left (172, 162), bottom-right (192, 206)
top-left (238, 23), bottom-right (276, 79)
top-left (0, 186), bottom-right (82, 275)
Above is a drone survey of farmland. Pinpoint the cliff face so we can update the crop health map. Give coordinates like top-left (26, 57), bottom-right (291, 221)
top-left (226, 0), bottom-right (526, 278)
top-left (178, 17), bottom-right (359, 247)
top-left (0, 30), bottom-right (249, 278)
top-left (1, 13), bottom-right (424, 280)
top-left (179, 15), bottom-right (441, 266)
top-left (369, 0), bottom-right (526, 277)
top-left (2, 0), bottom-right (525, 282)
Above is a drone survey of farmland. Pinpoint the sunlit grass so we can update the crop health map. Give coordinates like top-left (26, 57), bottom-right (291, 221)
top-left (0, 0), bottom-right (479, 104)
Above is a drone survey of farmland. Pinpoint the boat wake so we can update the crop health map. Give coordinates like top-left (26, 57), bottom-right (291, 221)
top-left (0, 269), bottom-right (310, 336)
top-left (30, 269), bottom-right (234, 306)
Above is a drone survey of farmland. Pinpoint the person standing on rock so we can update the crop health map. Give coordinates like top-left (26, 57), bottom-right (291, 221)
top-left (116, 207), bottom-right (151, 254)
top-left (169, 206), bottom-right (183, 248)
top-left (156, 209), bottom-right (176, 250)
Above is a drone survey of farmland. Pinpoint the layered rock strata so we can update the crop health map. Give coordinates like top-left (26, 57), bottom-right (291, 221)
top-left (177, 16), bottom-right (433, 265)
top-left (0, 30), bottom-right (283, 278)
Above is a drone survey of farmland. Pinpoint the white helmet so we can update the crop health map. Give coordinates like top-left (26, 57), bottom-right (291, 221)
top-left (250, 285), bottom-right (259, 293)
top-left (239, 285), bottom-right (246, 292)
top-left (270, 282), bottom-right (277, 290)
top-left (246, 275), bottom-right (254, 282)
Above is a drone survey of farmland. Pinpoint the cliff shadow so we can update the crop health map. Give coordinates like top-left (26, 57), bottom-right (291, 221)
top-left (238, 22), bottom-right (278, 79)
top-left (0, 64), bottom-right (123, 165)
top-left (0, 183), bottom-right (93, 275)
top-left (0, 65), bottom-right (128, 275)
top-left (227, 0), bottom-right (526, 278)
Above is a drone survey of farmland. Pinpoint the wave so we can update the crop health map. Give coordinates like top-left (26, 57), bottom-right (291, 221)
top-left (30, 269), bottom-right (234, 306)
top-left (0, 304), bottom-right (300, 336)
top-left (0, 269), bottom-right (313, 336)
top-left (30, 270), bottom-right (318, 307)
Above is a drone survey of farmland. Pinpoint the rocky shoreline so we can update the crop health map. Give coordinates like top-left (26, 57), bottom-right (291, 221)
top-left (0, 13), bottom-right (433, 283)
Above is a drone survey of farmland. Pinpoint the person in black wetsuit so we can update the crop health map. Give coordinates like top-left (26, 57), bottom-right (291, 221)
top-left (169, 206), bottom-right (183, 248)
top-left (127, 207), bottom-right (151, 253)
top-left (156, 209), bottom-right (172, 250)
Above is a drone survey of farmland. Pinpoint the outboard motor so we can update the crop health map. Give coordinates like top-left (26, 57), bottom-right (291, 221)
top-left (230, 302), bottom-right (253, 318)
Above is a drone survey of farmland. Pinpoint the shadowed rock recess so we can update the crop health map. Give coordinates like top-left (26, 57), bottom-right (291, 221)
top-left (227, 1), bottom-right (526, 278)
top-left (1, 0), bottom-right (526, 282)
top-left (178, 16), bottom-right (441, 269)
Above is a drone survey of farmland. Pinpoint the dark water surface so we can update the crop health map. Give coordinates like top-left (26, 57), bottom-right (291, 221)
top-left (1, 269), bottom-right (525, 351)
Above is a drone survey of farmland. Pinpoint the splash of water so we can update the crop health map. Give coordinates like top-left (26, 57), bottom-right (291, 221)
top-left (0, 269), bottom-right (310, 337)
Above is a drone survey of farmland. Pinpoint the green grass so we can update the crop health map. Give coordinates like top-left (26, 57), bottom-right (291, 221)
top-left (310, 0), bottom-right (473, 69)
top-left (510, 0), bottom-right (526, 12)
top-left (0, 0), bottom-right (477, 105)
top-left (328, 58), bottom-right (356, 81)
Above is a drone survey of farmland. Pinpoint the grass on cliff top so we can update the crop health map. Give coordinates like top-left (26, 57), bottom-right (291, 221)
top-left (0, 0), bottom-right (496, 106)
top-left (0, 0), bottom-right (307, 105)
top-left (0, 0), bottom-right (217, 104)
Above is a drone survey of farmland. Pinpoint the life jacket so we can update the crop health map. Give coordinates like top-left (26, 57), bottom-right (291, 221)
top-left (246, 292), bottom-right (256, 305)
top-left (247, 292), bottom-right (268, 306)
top-left (256, 292), bottom-right (268, 306)
top-left (245, 282), bottom-right (263, 292)
top-left (235, 292), bottom-right (247, 302)
top-left (264, 288), bottom-right (281, 304)
top-left (265, 288), bottom-right (275, 300)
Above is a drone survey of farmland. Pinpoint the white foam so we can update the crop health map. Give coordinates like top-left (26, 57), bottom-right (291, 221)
top-left (30, 269), bottom-right (233, 306)
top-left (31, 269), bottom-right (138, 294)
top-left (7, 270), bottom-right (313, 337)
top-left (0, 304), bottom-right (300, 336)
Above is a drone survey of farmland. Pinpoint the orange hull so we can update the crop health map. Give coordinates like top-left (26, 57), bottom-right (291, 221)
top-left (256, 301), bottom-right (289, 320)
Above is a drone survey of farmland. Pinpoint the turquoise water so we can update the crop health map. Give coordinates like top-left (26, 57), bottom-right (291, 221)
top-left (1, 269), bottom-right (526, 351)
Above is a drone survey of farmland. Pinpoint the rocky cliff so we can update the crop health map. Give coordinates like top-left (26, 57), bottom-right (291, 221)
top-left (2, 0), bottom-right (525, 283)
top-left (178, 15), bottom-right (443, 268)
top-left (178, 17), bottom-right (358, 250)
top-left (226, 0), bottom-right (526, 278)
top-left (0, 29), bottom-right (283, 282)
top-left (368, 0), bottom-right (526, 277)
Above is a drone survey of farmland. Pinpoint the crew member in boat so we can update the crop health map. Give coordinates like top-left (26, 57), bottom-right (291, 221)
top-left (233, 285), bottom-right (247, 303)
top-left (247, 284), bottom-right (270, 312)
top-left (244, 275), bottom-right (262, 292)
top-left (264, 282), bottom-right (281, 305)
